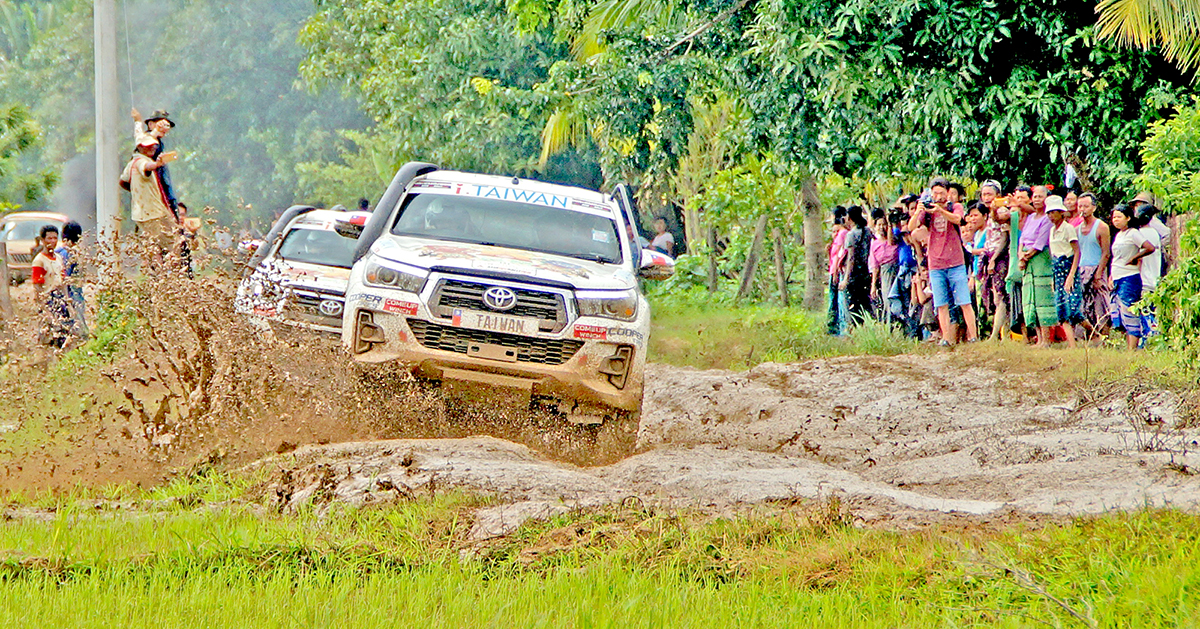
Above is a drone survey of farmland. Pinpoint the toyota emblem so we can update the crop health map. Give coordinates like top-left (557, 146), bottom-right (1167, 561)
top-left (482, 286), bottom-right (518, 311)
top-left (319, 299), bottom-right (344, 317)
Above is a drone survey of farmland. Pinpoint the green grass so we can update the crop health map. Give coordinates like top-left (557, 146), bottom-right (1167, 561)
top-left (648, 287), bottom-right (921, 370)
top-left (2, 491), bottom-right (1200, 627)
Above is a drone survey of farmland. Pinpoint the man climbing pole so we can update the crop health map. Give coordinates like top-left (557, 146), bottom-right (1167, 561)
top-left (132, 108), bottom-right (179, 214)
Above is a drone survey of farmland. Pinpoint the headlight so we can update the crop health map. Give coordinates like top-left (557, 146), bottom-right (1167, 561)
top-left (577, 290), bottom-right (638, 321)
top-left (363, 261), bottom-right (427, 293)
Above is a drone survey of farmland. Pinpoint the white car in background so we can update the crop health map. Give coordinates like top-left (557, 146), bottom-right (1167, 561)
top-left (339, 163), bottom-right (673, 425)
top-left (235, 207), bottom-right (370, 335)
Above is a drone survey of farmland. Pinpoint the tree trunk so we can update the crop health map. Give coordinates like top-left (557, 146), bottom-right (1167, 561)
top-left (801, 176), bottom-right (825, 310)
top-left (736, 215), bottom-right (769, 302)
top-left (684, 205), bottom-right (701, 255)
top-left (0, 242), bottom-right (11, 318)
top-left (772, 228), bottom-right (789, 307)
top-left (707, 225), bottom-right (719, 293)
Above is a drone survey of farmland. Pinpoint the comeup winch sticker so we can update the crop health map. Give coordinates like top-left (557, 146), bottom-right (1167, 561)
top-left (572, 324), bottom-right (608, 340)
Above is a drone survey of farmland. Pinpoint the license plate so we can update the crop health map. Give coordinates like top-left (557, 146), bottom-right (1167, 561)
top-left (452, 309), bottom-right (538, 335)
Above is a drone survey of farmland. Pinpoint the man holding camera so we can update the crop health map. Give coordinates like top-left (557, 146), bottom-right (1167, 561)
top-left (907, 177), bottom-right (979, 345)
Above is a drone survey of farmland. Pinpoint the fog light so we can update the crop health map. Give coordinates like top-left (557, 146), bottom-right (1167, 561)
top-left (354, 310), bottom-right (386, 354)
top-left (598, 345), bottom-right (634, 389)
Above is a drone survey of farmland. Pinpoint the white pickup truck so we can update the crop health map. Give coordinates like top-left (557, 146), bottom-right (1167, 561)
top-left (340, 163), bottom-right (673, 426)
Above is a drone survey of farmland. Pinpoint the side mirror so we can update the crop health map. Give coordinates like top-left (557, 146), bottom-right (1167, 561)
top-left (334, 219), bottom-right (364, 239)
top-left (638, 249), bottom-right (675, 280)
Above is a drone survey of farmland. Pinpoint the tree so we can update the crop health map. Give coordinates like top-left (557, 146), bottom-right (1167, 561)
top-left (0, 102), bottom-right (56, 210)
top-left (1096, 0), bottom-right (1200, 73)
top-left (298, 0), bottom-right (600, 190)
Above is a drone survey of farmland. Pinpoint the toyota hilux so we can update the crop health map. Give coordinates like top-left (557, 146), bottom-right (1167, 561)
top-left (340, 163), bottom-right (673, 426)
top-left (235, 207), bottom-right (370, 335)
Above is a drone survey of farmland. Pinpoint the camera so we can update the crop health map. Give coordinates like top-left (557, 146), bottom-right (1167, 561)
top-left (923, 200), bottom-right (936, 209)
top-left (888, 207), bottom-right (909, 225)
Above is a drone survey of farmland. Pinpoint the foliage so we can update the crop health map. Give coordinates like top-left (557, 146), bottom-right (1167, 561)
top-left (0, 0), bottom-right (61, 64)
top-left (509, 0), bottom-right (1193, 204)
top-left (298, 0), bottom-right (601, 191)
top-left (1097, 0), bottom-right (1200, 73)
top-left (1149, 217), bottom-right (1200, 364)
top-left (0, 102), bottom-right (56, 209)
top-left (1137, 98), bottom-right (1200, 214)
top-left (0, 0), bottom-right (366, 223)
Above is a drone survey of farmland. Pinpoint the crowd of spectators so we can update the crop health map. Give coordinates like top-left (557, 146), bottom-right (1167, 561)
top-left (827, 177), bottom-right (1170, 350)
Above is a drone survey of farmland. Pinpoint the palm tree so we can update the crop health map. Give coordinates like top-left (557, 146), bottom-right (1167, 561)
top-left (1096, 0), bottom-right (1200, 72)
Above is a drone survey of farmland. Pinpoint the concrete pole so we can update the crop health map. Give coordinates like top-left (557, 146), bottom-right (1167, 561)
top-left (94, 0), bottom-right (121, 253)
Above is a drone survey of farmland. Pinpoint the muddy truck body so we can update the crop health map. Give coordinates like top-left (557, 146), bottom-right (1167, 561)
top-left (340, 163), bottom-right (673, 424)
top-left (235, 208), bottom-right (371, 335)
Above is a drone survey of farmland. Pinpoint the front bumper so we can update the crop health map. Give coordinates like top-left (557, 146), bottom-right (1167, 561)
top-left (349, 306), bottom-right (646, 413)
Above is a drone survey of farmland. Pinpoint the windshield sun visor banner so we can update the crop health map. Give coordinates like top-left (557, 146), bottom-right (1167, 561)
top-left (410, 180), bottom-right (613, 217)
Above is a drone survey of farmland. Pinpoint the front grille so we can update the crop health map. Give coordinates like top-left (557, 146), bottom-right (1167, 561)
top-left (432, 279), bottom-right (566, 331)
top-left (9, 253), bottom-right (31, 264)
top-left (286, 291), bottom-right (344, 326)
top-left (407, 319), bottom-right (583, 365)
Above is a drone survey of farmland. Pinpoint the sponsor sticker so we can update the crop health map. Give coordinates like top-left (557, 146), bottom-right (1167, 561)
top-left (383, 299), bottom-right (419, 315)
top-left (253, 306), bottom-right (277, 317)
top-left (607, 327), bottom-right (645, 344)
top-left (351, 293), bottom-right (383, 308)
top-left (573, 324), bottom-right (608, 340)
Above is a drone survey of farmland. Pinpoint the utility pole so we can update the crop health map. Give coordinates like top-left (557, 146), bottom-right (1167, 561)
top-left (94, 0), bottom-right (120, 251)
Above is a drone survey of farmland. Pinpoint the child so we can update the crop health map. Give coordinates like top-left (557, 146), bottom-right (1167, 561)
top-left (55, 221), bottom-right (88, 340)
top-left (30, 224), bottom-right (71, 348)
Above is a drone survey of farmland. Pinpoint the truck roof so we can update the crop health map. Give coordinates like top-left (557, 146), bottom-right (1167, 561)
top-left (1, 212), bottom-right (70, 223)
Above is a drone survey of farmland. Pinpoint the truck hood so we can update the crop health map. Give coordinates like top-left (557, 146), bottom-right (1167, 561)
top-left (266, 259), bottom-right (351, 294)
top-left (372, 235), bottom-right (637, 290)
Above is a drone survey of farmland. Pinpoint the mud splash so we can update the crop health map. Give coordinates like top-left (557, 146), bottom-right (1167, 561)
top-left (0, 268), bottom-right (630, 491)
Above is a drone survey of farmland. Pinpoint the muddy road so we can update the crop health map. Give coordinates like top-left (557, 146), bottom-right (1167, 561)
top-left (4, 274), bottom-right (1199, 531)
top-left (257, 355), bottom-right (1200, 535)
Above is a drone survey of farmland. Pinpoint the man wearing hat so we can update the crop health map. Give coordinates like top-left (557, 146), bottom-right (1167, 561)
top-left (132, 107), bottom-right (178, 214)
top-left (1046, 196), bottom-right (1082, 347)
top-left (123, 135), bottom-right (178, 255)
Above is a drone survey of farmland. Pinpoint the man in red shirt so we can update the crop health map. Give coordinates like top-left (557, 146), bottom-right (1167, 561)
top-left (907, 177), bottom-right (979, 345)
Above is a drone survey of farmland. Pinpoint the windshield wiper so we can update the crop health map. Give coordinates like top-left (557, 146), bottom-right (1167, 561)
top-left (569, 253), bottom-right (617, 264)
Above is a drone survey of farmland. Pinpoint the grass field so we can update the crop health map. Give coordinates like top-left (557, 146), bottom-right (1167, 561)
top-left (2, 485), bottom-right (1199, 627)
top-left (646, 288), bottom-right (920, 370)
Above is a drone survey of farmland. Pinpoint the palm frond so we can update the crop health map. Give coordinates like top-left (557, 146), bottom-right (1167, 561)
top-left (573, 0), bottom-right (679, 60)
top-left (539, 107), bottom-right (589, 167)
top-left (1096, 0), bottom-right (1200, 71)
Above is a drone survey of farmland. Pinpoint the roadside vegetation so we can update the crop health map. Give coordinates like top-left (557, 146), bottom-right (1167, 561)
top-left (1, 478), bottom-right (1199, 627)
top-left (647, 286), bottom-right (919, 371)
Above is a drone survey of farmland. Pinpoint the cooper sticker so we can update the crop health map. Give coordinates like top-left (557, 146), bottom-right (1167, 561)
top-left (383, 299), bottom-right (419, 315)
top-left (607, 327), bottom-right (645, 343)
top-left (573, 324), bottom-right (608, 340)
top-left (352, 293), bottom-right (383, 308)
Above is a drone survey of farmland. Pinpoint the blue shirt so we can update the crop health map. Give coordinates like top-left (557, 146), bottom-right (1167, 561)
top-left (895, 227), bottom-right (916, 268)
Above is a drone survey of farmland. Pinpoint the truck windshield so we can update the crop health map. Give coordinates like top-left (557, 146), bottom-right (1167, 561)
top-left (276, 227), bottom-right (357, 268)
top-left (4, 220), bottom-right (58, 241)
top-left (390, 193), bottom-right (623, 264)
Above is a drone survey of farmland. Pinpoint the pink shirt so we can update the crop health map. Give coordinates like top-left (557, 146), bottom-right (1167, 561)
top-left (868, 238), bottom-right (898, 272)
top-left (924, 202), bottom-right (966, 271)
top-left (828, 229), bottom-right (847, 276)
